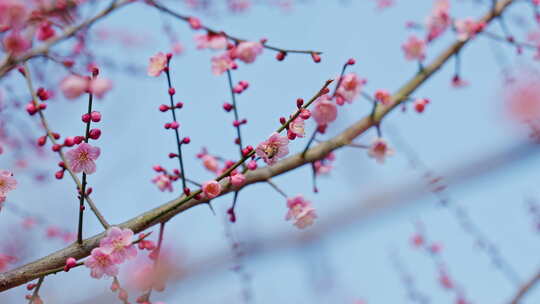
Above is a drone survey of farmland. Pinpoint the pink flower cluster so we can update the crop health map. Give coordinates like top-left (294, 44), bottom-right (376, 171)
top-left (210, 40), bottom-right (263, 75)
top-left (0, 170), bottom-right (17, 207)
top-left (285, 195), bottom-right (317, 229)
top-left (84, 227), bottom-right (137, 279)
top-left (60, 74), bottom-right (112, 100)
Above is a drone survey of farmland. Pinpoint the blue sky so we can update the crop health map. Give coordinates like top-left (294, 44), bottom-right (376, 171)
top-left (2, 0), bottom-right (540, 303)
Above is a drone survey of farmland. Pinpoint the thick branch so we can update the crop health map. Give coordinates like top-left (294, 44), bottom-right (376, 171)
top-left (0, 0), bottom-right (516, 292)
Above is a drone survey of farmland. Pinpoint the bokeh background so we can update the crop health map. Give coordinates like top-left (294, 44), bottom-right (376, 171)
top-left (1, 0), bottom-right (540, 303)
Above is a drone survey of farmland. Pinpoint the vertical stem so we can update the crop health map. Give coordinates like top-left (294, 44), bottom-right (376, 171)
top-left (28, 276), bottom-right (44, 304)
top-left (302, 130), bottom-right (318, 158)
top-left (226, 70), bottom-right (245, 164)
top-left (164, 68), bottom-right (187, 190)
top-left (77, 86), bottom-right (94, 244)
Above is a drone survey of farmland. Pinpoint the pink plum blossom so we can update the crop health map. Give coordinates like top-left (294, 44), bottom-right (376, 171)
top-left (402, 35), bottom-right (426, 61)
top-left (36, 21), bottom-right (55, 41)
top-left (84, 247), bottom-right (118, 279)
top-left (0, 170), bottom-right (17, 196)
top-left (152, 174), bottom-right (173, 192)
top-left (2, 31), bottom-right (30, 55)
top-left (233, 41), bottom-right (263, 63)
top-left (148, 52), bottom-right (168, 77)
top-left (335, 73), bottom-right (366, 105)
top-left (288, 117), bottom-right (305, 138)
top-left (60, 75), bottom-right (89, 99)
top-left (89, 78), bottom-right (112, 99)
top-left (0, 0), bottom-right (27, 31)
top-left (99, 227), bottom-right (137, 264)
top-left (255, 132), bottom-right (289, 165)
top-left (211, 52), bottom-right (235, 75)
top-left (368, 137), bottom-right (394, 164)
top-left (312, 95), bottom-right (338, 126)
top-left (202, 155), bottom-right (219, 173)
top-left (202, 180), bottom-right (221, 198)
top-left (0, 254), bottom-right (16, 272)
top-left (65, 143), bottom-right (101, 174)
top-left (454, 18), bottom-right (485, 41)
top-left (285, 195), bottom-right (317, 229)
top-left (426, 0), bottom-right (450, 42)
top-left (195, 32), bottom-right (227, 50)
top-left (314, 153), bottom-right (335, 175)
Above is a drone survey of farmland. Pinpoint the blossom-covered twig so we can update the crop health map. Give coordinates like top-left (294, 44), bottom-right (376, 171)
top-left (147, 0), bottom-right (322, 57)
top-left (0, 0), bottom-right (517, 292)
top-left (0, 0), bottom-right (132, 78)
top-left (21, 63), bottom-right (110, 230)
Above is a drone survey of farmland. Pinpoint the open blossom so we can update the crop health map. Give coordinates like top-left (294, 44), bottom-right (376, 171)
top-left (202, 155), bottom-right (219, 173)
top-left (0, 0), bottom-right (27, 31)
top-left (36, 21), bottom-right (55, 41)
top-left (335, 73), bottom-right (366, 105)
top-left (504, 75), bottom-right (540, 123)
top-left (89, 78), bottom-right (112, 99)
top-left (426, 0), bottom-right (450, 42)
top-left (0, 254), bottom-right (16, 272)
top-left (211, 52), bottom-right (235, 75)
top-left (402, 35), bottom-right (426, 61)
top-left (0, 170), bottom-right (17, 196)
top-left (454, 18), bottom-right (485, 41)
top-left (255, 132), bottom-right (289, 165)
top-left (314, 152), bottom-right (335, 175)
top-left (312, 95), bottom-right (337, 126)
top-left (2, 31), bottom-right (30, 55)
top-left (60, 75), bottom-right (88, 99)
top-left (202, 180), bottom-right (221, 198)
top-left (288, 117), bottom-right (305, 138)
top-left (148, 52), bottom-right (168, 77)
top-left (368, 137), bottom-right (394, 164)
top-left (152, 174), bottom-right (173, 192)
top-left (99, 227), bottom-right (137, 264)
top-left (195, 32), bottom-right (227, 50)
top-left (85, 247), bottom-right (118, 279)
top-left (233, 41), bottom-right (263, 63)
top-left (65, 143), bottom-right (101, 174)
top-left (60, 75), bottom-right (113, 100)
top-left (285, 195), bottom-right (317, 229)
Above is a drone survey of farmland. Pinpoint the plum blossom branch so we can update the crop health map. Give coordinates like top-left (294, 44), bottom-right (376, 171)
top-left (0, 0), bottom-right (132, 78)
top-left (74, 141), bottom-right (540, 304)
top-left (147, 0), bottom-right (322, 57)
top-left (76, 76), bottom-right (97, 244)
top-left (0, 0), bottom-right (517, 292)
top-left (21, 63), bottom-right (110, 230)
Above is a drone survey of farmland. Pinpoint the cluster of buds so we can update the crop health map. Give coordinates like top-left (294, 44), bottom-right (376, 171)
top-left (159, 102), bottom-right (183, 112)
top-left (233, 80), bottom-right (249, 94)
